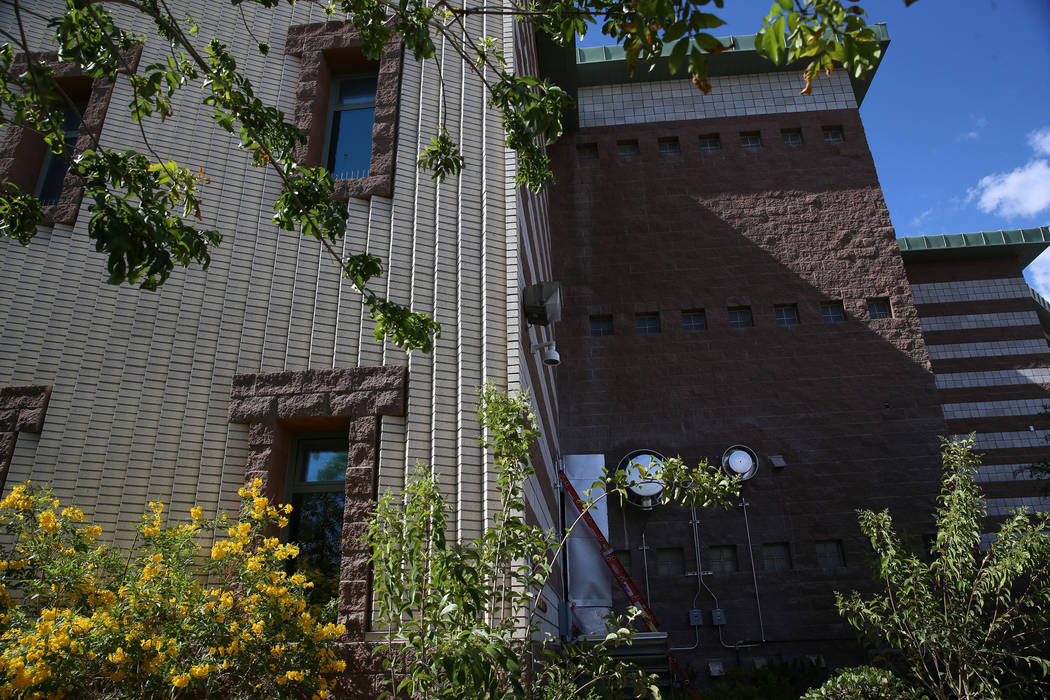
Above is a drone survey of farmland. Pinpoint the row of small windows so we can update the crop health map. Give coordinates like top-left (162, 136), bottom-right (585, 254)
top-left (617, 539), bottom-right (845, 575)
top-left (577, 126), bottom-right (845, 160)
top-left (590, 299), bottom-right (892, 335)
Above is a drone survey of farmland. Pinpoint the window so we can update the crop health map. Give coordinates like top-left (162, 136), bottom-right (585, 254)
top-left (698, 134), bottom-right (722, 152)
top-left (656, 548), bottom-right (684, 576)
top-left (762, 542), bottom-right (792, 571)
top-left (774, 304), bottom-right (800, 326)
top-left (617, 139), bottom-right (640, 159)
top-left (682, 309), bottom-right (707, 332)
top-left (37, 100), bottom-right (87, 205)
top-left (821, 301), bottom-right (846, 323)
top-left (590, 315), bottom-right (614, 337)
top-left (286, 435), bottom-right (349, 601)
top-left (658, 136), bottom-right (680, 155)
top-left (576, 143), bottom-right (599, 160)
top-left (285, 22), bottom-right (402, 199)
top-left (823, 125), bottom-right (845, 143)
top-left (635, 312), bottom-right (660, 334)
top-left (781, 128), bottom-right (803, 147)
top-left (728, 306), bottom-right (753, 328)
top-left (867, 298), bottom-right (893, 320)
top-left (708, 545), bottom-right (738, 573)
top-left (326, 75), bottom-right (377, 180)
top-left (815, 539), bottom-right (845, 569)
top-left (739, 131), bottom-right (762, 149)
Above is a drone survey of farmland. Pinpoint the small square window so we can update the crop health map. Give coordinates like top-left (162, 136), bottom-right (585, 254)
top-left (658, 136), bottom-right (680, 155)
top-left (682, 309), bottom-right (707, 332)
top-left (708, 545), bottom-right (738, 573)
top-left (739, 131), bottom-right (762, 149)
top-left (815, 540), bottom-right (845, 569)
top-left (728, 306), bottom-right (753, 328)
top-left (698, 134), bottom-right (722, 152)
top-left (590, 315), bottom-right (614, 337)
top-left (576, 143), bottom-right (599, 160)
top-left (822, 126), bottom-right (845, 143)
top-left (617, 139), bottom-right (640, 159)
top-left (867, 298), bottom-right (892, 320)
top-left (656, 548), bottom-right (684, 576)
top-left (774, 304), bottom-right (800, 327)
top-left (781, 128), bottom-right (803, 147)
top-left (635, 312), bottom-right (660, 334)
top-left (762, 542), bottom-right (792, 572)
top-left (820, 301), bottom-right (846, 323)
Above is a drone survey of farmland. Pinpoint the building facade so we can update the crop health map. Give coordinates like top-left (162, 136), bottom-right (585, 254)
top-left (1, 3), bottom-right (1048, 692)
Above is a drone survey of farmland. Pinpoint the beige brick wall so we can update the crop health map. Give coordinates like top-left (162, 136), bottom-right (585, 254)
top-left (0, 1), bottom-right (520, 544)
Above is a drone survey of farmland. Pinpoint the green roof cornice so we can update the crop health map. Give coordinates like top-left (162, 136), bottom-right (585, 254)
top-left (897, 227), bottom-right (1050, 267)
top-left (571, 23), bottom-right (890, 106)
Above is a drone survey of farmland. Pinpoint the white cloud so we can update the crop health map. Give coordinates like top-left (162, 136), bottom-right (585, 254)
top-left (1026, 249), bottom-right (1050, 300)
top-left (968, 126), bottom-right (1050, 219)
top-left (1029, 126), bottom-right (1050, 156)
top-left (961, 115), bottom-right (988, 140)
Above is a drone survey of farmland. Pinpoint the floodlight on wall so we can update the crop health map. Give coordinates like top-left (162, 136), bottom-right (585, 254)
top-left (530, 341), bottom-right (560, 366)
top-left (721, 444), bottom-right (759, 481)
top-left (523, 281), bottom-right (563, 326)
top-left (618, 449), bottom-right (666, 509)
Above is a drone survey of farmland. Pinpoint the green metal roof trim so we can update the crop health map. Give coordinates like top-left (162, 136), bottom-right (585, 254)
top-left (897, 227), bottom-right (1050, 267)
top-left (573, 24), bottom-right (890, 106)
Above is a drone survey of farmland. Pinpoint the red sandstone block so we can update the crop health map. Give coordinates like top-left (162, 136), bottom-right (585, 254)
top-left (228, 396), bottom-right (276, 424)
top-left (277, 392), bottom-right (329, 419)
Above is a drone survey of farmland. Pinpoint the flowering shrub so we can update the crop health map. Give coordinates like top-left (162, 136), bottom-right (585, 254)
top-left (0, 480), bottom-right (346, 698)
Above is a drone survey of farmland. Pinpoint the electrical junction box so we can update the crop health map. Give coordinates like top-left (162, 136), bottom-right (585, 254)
top-left (688, 609), bottom-right (704, 626)
top-left (710, 608), bottom-right (727, 626)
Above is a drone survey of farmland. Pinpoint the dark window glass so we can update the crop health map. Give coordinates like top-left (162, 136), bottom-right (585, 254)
top-left (867, 298), bottom-right (892, 320)
top-left (635, 312), bottom-right (660, 334)
top-left (774, 304), bottom-right (800, 326)
top-left (763, 542), bottom-right (792, 571)
top-left (658, 137), bottom-right (680, 155)
top-left (728, 306), bottom-right (753, 328)
top-left (781, 128), bottom-right (803, 146)
top-left (590, 315), bottom-right (614, 337)
top-left (821, 301), bottom-right (846, 323)
top-left (616, 140), bottom-right (640, 158)
top-left (327, 76), bottom-right (377, 180)
top-left (37, 102), bottom-right (86, 205)
top-left (287, 437), bottom-right (348, 603)
top-left (682, 309), bottom-right (707, 332)
top-left (576, 143), bottom-right (599, 160)
top-left (823, 126), bottom-right (845, 143)
top-left (708, 545), bottom-right (738, 573)
top-left (739, 131), bottom-right (762, 149)
top-left (698, 134), bottom-right (722, 152)
top-left (815, 540), bottom-right (845, 569)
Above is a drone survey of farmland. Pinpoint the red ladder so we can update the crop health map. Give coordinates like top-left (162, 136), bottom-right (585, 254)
top-left (560, 471), bottom-right (700, 699)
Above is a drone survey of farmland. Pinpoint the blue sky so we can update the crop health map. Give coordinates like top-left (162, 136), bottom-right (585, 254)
top-left (576, 1), bottom-right (1050, 293)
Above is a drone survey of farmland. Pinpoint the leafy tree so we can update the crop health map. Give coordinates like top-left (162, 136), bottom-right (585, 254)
top-left (1, 0), bottom-right (903, 352)
top-left (367, 384), bottom-right (740, 698)
top-left (813, 437), bottom-right (1050, 700)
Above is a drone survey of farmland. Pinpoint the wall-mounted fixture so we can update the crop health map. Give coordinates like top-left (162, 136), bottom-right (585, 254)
top-left (722, 444), bottom-right (759, 480)
top-left (523, 281), bottom-right (563, 326)
top-left (531, 341), bottom-right (560, 366)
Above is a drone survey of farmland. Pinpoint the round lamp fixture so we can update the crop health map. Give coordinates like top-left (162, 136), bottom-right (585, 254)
top-left (721, 444), bottom-right (759, 481)
top-left (618, 449), bottom-right (666, 510)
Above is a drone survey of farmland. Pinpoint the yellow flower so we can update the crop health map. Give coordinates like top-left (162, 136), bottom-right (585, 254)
top-left (108, 647), bottom-right (129, 664)
top-left (83, 525), bottom-right (102, 540)
top-left (171, 673), bottom-right (190, 688)
top-left (37, 510), bottom-right (60, 534)
top-left (190, 506), bottom-right (203, 520)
